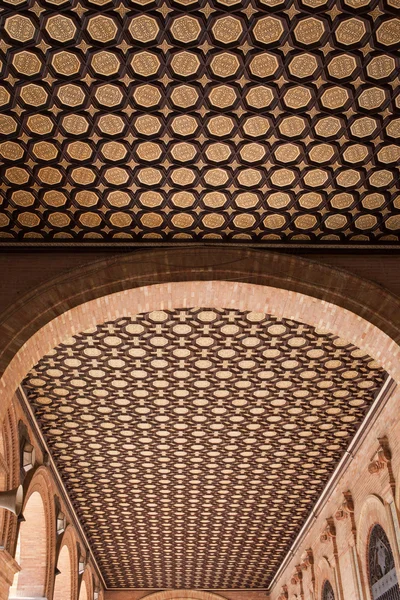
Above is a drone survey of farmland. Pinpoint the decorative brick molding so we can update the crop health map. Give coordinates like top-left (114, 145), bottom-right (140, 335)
top-left (0, 548), bottom-right (20, 600)
top-left (0, 248), bottom-right (400, 425)
top-left (0, 405), bottom-right (19, 554)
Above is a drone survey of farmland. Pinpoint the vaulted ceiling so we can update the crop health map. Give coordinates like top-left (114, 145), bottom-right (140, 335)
top-left (23, 308), bottom-right (387, 589)
top-left (0, 0), bottom-right (399, 246)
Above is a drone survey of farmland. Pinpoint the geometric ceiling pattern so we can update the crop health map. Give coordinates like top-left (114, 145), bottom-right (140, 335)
top-left (0, 1), bottom-right (399, 246)
top-left (23, 308), bottom-right (387, 588)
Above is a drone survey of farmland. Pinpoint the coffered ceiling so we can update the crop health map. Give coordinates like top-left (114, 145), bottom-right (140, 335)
top-left (23, 308), bottom-right (386, 588)
top-left (0, 0), bottom-right (399, 246)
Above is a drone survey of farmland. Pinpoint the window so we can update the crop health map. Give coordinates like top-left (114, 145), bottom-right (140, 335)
top-left (368, 524), bottom-right (400, 600)
top-left (322, 580), bottom-right (335, 600)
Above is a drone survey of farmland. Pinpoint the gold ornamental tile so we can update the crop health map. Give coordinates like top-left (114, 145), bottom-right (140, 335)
top-left (357, 87), bottom-right (387, 110)
top-left (47, 212), bottom-right (71, 228)
top-left (350, 116), bottom-right (378, 138)
top-left (11, 190), bottom-right (35, 207)
top-left (239, 142), bottom-right (266, 163)
top-left (139, 190), bottom-right (164, 207)
top-left (97, 114), bottom-right (125, 136)
top-left (0, 87), bottom-right (11, 107)
top-left (274, 143), bottom-right (301, 163)
top-left (210, 52), bottom-right (240, 78)
top-left (20, 83), bottom-right (48, 107)
top-left (366, 55), bottom-right (396, 80)
top-left (66, 141), bottom-right (93, 161)
top-left (46, 15), bottom-right (77, 42)
top-left (336, 168), bottom-right (361, 187)
top-left (0, 115), bottom-right (18, 135)
top-left (43, 190), bottom-right (68, 207)
top-left (171, 115), bottom-right (198, 136)
top-left (37, 166), bottom-right (63, 185)
top-left (303, 168), bottom-right (328, 188)
top-left (249, 52), bottom-right (280, 78)
top-left (101, 141), bottom-right (128, 162)
top-left (354, 214), bottom-right (378, 230)
top-left (237, 169), bottom-right (262, 188)
top-left (283, 86), bottom-right (312, 109)
top-left (12, 51), bottom-right (42, 76)
top-left (62, 114), bottom-right (89, 136)
top-left (294, 214), bottom-right (317, 229)
top-left (91, 51), bottom-right (121, 76)
top-left (369, 169), bottom-right (394, 188)
top-left (386, 119), bottom-right (400, 139)
top-left (170, 142), bottom-right (197, 162)
top-left (32, 140), bottom-right (58, 161)
top-left (330, 192), bottom-right (354, 209)
top-left (109, 212), bottom-right (132, 228)
top-left (234, 191), bottom-right (259, 208)
top-left (17, 211), bottom-right (40, 227)
top-left (87, 15), bottom-right (119, 43)
top-left (362, 192), bottom-right (385, 209)
top-left (51, 51), bottom-right (81, 76)
top-left (243, 115), bottom-right (270, 137)
top-left (335, 18), bottom-right (367, 46)
top-left (294, 17), bottom-right (326, 45)
top-left (27, 114), bottom-right (54, 135)
top-left (203, 168), bottom-right (229, 187)
top-left (253, 16), bottom-right (285, 45)
top-left (171, 85), bottom-right (199, 108)
top-left (212, 16), bottom-right (243, 44)
top-left (136, 141), bottom-right (163, 161)
top-left (327, 53), bottom-right (358, 79)
top-left (288, 53), bottom-right (319, 78)
top-left (377, 145), bottom-right (400, 164)
top-left (95, 84), bottom-right (123, 107)
top-left (320, 86), bottom-right (349, 110)
top-left (71, 166), bottom-right (96, 185)
top-left (107, 190), bottom-right (131, 207)
top-left (266, 191), bottom-right (291, 209)
top-left (279, 115), bottom-right (307, 138)
top-left (170, 51), bottom-right (201, 76)
top-left (104, 166), bottom-right (130, 185)
top-left (130, 51), bottom-right (161, 77)
top-left (170, 15), bottom-right (202, 44)
top-left (203, 191), bottom-right (227, 208)
top-left (4, 15), bottom-right (36, 42)
top-left (206, 115), bottom-right (235, 137)
top-left (264, 213), bottom-right (287, 228)
top-left (325, 214), bottom-right (348, 229)
top-left (245, 85), bottom-right (274, 109)
top-left (57, 84), bottom-right (86, 108)
top-left (314, 115), bottom-right (342, 137)
top-left (298, 191), bottom-right (324, 208)
top-left (270, 167), bottom-right (296, 187)
top-left (0, 141), bottom-right (24, 161)
top-left (137, 167), bottom-right (163, 186)
top-left (209, 85), bottom-right (237, 109)
top-left (133, 114), bottom-right (162, 136)
top-left (5, 167), bottom-right (29, 185)
top-left (308, 143), bottom-right (335, 164)
top-left (386, 215), bottom-right (400, 230)
top-left (170, 213), bottom-right (195, 228)
top-left (171, 190), bottom-right (195, 207)
top-left (342, 144), bottom-right (369, 164)
top-left (376, 18), bottom-right (400, 46)
top-left (233, 213), bottom-right (256, 229)
top-left (133, 84), bottom-right (162, 108)
top-left (170, 166), bottom-right (196, 185)
top-left (129, 15), bottom-right (160, 43)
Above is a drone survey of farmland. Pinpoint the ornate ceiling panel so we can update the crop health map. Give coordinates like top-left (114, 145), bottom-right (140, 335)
top-left (0, 0), bottom-right (399, 246)
top-left (23, 308), bottom-right (386, 588)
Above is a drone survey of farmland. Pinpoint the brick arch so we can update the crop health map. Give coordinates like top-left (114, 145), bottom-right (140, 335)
top-left (0, 403), bottom-right (19, 555)
top-left (1, 248), bottom-right (400, 427)
top-left (315, 557), bottom-right (338, 600)
top-left (142, 590), bottom-right (229, 600)
top-left (356, 494), bottom-right (398, 600)
top-left (79, 564), bottom-right (94, 600)
top-left (54, 525), bottom-right (79, 600)
top-left (10, 466), bottom-right (57, 599)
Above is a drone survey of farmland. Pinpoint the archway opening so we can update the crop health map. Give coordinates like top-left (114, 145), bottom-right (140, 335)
top-left (53, 544), bottom-right (72, 600)
top-left (8, 491), bottom-right (47, 599)
top-left (368, 524), bottom-right (400, 600)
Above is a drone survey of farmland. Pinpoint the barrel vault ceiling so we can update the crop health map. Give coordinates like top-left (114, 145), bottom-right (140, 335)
top-left (0, 0), bottom-right (399, 247)
top-left (23, 308), bottom-right (387, 589)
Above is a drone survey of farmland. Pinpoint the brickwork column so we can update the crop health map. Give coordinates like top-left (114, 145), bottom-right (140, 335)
top-left (0, 548), bottom-right (20, 600)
